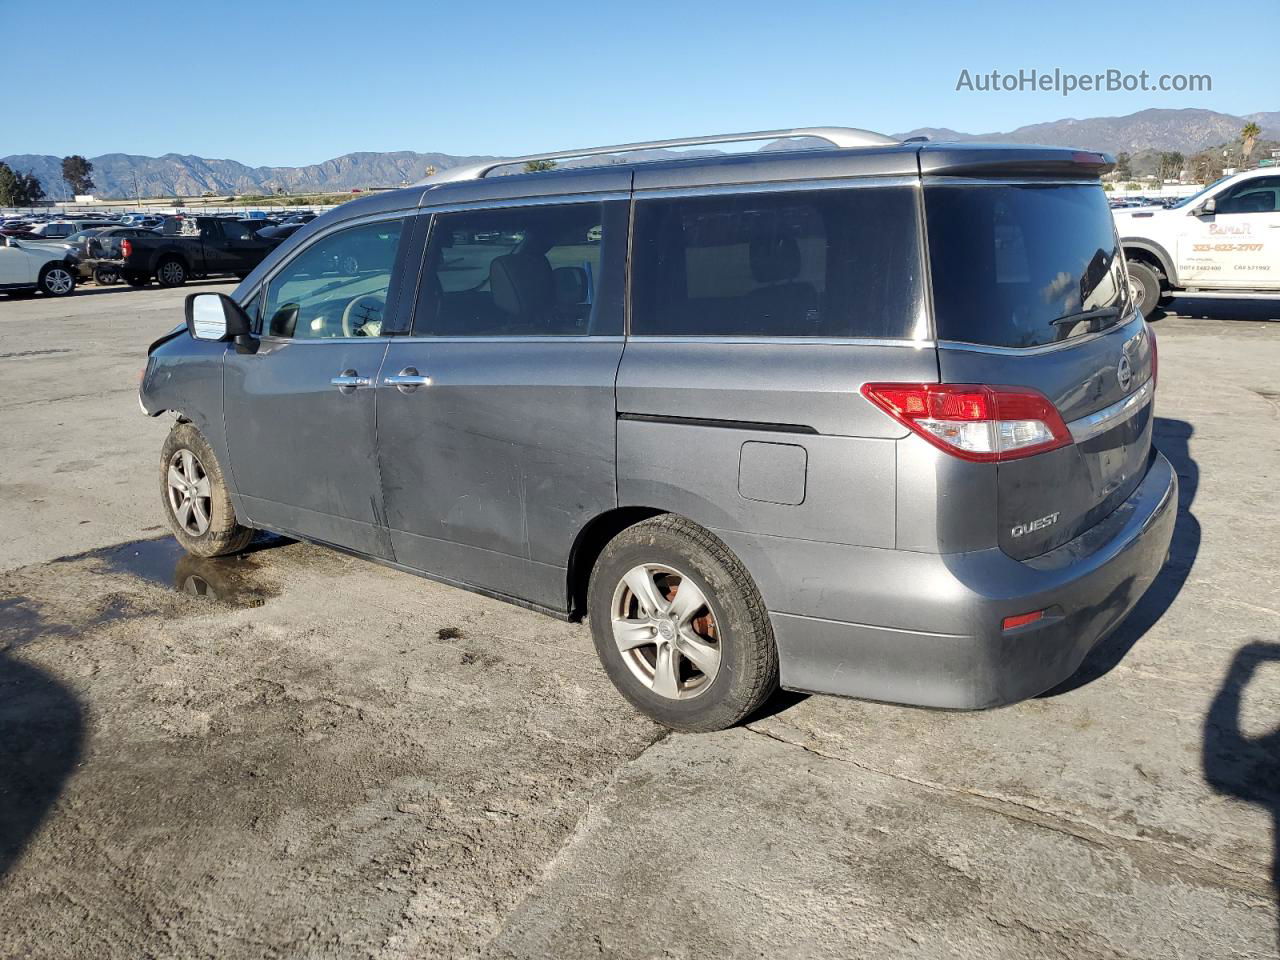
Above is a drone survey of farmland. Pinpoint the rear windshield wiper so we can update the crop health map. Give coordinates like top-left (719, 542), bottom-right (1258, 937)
top-left (1049, 305), bottom-right (1122, 328)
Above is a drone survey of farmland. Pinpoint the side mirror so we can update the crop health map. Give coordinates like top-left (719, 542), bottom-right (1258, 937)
top-left (185, 292), bottom-right (256, 352)
top-left (1195, 197), bottom-right (1217, 216)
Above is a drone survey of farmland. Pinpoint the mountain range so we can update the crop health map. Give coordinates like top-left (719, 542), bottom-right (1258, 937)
top-left (5, 108), bottom-right (1276, 200)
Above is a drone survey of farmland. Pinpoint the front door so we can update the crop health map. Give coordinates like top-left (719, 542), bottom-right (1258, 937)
top-left (223, 215), bottom-right (411, 557)
top-left (1176, 175), bottom-right (1280, 287)
top-left (0, 242), bottom-right (29, 286)
top-left (376, 197), bottom-right (629, 610)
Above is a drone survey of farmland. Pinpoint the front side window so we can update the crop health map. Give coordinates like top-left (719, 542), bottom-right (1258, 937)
top-left (263, 218), bottom-right (405, 339)
top-left (926, 183), bottom-right (1126, 348)
top-left (414, 201), bottom-right (623, 336)
top-left (630, 187), bottom-right (923, 338)
top-left (1216, 176), bottom-right (1280, 214)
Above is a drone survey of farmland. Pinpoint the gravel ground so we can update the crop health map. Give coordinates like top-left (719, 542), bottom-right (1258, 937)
top-left (1, 285), bottom-right (1277, 959)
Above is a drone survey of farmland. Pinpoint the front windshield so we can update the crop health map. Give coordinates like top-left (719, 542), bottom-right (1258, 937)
top-left (926, 183), bottom-right (1128, 348)
top-left (1171, 176), bottom-right (1230, 209)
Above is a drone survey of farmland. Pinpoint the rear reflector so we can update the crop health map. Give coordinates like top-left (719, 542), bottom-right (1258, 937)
top-left (860, 383), bottom-right (1072, 462)
top-left (1002, 610), bottom-right (1045, 631)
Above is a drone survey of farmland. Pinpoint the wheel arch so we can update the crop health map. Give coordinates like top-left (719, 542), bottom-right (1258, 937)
top-left (565, 506), bottom-right (668, 620)
top-left (1121, 238), bottom-right (1178, 287)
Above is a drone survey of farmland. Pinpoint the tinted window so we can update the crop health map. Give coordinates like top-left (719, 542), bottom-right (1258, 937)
top-left (631, 187), bottom-right (923, 339)
top-left (926, 184), bottom-right (1126, 348)
top-left (414, 201), bottom-right (625, 336)
top-left (264, 218), bottom-right (405, 340)
top-left (1217, 176), bottom-right (1280, 214)
top-left (221, 221), bottom-right (254, 241)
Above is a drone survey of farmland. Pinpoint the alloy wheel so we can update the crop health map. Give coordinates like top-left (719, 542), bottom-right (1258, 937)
top-left (610, 562), bottom-right (722, 700)
top-left (44, 268), bottom-right (74, 294)
top-left (166, 449), bottom-right (213, 536)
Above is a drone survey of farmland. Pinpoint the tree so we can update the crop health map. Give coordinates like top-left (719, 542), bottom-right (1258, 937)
top-left (19, 171), bottom-right (45, 203)
top-left (523, 159), bottom-right (557, 173)
top-left (1189, 151), bottom-right (1224, 183)
top-left (1240, 122), bottom-right (1262, 166)
top-left (0, 162), bottom-right (46, 205)
top-left (1157, 152), bottom-right (1184, 182)
top-left (61, 155), bottom-right (94, 195)
top-left (1115, 152), bottom-right (1132, 180)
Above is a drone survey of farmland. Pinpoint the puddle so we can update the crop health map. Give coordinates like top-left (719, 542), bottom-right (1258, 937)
top-left (59, 535), bottom-right (287, 608)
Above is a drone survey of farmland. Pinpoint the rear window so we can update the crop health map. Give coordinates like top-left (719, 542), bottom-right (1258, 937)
top-left (631, 187), bottom-right (924, 339)
top-left (925, 183), bottom-right (1127, 348)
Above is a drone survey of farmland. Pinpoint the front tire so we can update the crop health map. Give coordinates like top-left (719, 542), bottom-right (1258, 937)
top-left (1126, 261), bottom-right (1163, 315)
top-left (160, 422), bottom-right (255, 557)
top-left (587, 515), bottom-right (778, 732)
top-left (156, 258), bottom-right (187, 287)
top-left (38, 264), bottom-right (76, 297)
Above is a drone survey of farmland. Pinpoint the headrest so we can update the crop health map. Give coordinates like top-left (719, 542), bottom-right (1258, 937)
top-left (749, 234), bottom-right (802, 284)
top-left (490, 253), bottom-right (554, 317)
top-left (553, 266), bottom-right (587, 305)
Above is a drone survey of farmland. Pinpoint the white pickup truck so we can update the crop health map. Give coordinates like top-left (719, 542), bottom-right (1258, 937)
top-left (1115, 167), bottom-right (1280, 313)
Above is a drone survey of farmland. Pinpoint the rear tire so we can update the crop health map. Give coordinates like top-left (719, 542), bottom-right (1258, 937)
top-left (1127, 260), bottom-right (1163, 315)
top-left (38, 264), bottom-right (76, 297)
top-left (156, 258), bottom-right (187, 287)
top-left (93, 265), bottom-right (120, 285)
top-left (587, 515), bottom-right (778, 732)
top-left (160, 422), bottom-right (255, 558)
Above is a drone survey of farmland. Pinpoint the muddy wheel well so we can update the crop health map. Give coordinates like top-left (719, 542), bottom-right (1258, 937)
top-left (565, 507), bottom-right (666, 620)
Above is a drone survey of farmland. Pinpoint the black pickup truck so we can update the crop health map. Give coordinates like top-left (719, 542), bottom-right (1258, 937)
top-left (106, 217), bottom-right (277, 287)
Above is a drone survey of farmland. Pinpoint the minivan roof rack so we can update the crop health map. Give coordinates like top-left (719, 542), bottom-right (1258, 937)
top-left (423, 127), bottom-right (900, 185)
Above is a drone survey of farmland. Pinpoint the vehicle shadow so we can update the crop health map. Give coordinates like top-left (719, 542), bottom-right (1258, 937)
top-left (1045, 416), bottom-right (1200, 694)
top-left (1153, 297), bottom-right (1280, 323)
top-left (70, 276), bottom-right (235, 298)
top-left (1202, 641), bottom-right (1280, 949)
top-left (0, 603), bottom-right (85, 880)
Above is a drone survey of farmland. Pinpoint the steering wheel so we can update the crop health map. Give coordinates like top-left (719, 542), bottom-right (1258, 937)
top-left (342, 294), bottom-right (386, 337)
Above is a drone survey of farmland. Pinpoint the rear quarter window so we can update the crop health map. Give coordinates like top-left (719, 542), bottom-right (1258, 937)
top-left (630, 186), bottom-right (924, 339)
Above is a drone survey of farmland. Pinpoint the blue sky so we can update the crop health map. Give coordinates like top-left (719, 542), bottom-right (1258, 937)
top-left (4, 0), bottom-right (1276, 165)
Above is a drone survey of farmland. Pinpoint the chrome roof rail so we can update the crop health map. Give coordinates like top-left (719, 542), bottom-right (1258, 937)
top-left (421, 127), bottom-right (899, 185)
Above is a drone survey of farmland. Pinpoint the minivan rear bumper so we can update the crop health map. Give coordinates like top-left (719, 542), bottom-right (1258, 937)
top-left (719, 450), bottom-right (1177, 709)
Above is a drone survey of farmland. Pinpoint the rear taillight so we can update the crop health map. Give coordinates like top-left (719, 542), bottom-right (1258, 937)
top-left (121, 239), bottom-right (132, 258)
top-left (861, 383), bottom-right (1072, 462)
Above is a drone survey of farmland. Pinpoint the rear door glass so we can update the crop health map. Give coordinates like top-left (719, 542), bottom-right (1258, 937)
top-left (925, 183), bottom-right (1128, 348)
top-left (414, 201), bottom-right (625, 336)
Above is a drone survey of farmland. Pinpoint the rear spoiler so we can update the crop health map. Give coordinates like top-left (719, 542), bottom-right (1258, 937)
top-left (918, 143), bottom-right (1114, 179)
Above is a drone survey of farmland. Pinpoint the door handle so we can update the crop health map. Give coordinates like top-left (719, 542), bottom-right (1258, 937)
top-left (382, 367), bottom-right (432, 393)
top-left (331, 369), bottom-right (371, 393)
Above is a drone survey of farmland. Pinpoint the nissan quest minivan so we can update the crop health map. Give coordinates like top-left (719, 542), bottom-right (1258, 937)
top-left (140, 128), bottom-right (1176, 732)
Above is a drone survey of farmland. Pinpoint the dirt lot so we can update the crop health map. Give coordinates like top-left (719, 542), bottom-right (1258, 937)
top-left (1, 284), bottom-right (1278, 959)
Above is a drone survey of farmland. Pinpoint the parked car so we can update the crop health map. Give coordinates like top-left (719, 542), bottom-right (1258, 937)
top-left (66, 227), bottom-right (160, 282)
top-left (139, 127), bottom-right (1175, 732)
top-left (1114, 167), bottom-right (1280, 312)
top-left (104, 216), bottom-right (277, 287)
top-left (254, 222), bottom-right (305, 243)
top-left (0, 235), bottom-right (77, 297)
top-left (28, 221), bottom-right (90, 239)
top-left (237, 217), bottom-right (280, 234)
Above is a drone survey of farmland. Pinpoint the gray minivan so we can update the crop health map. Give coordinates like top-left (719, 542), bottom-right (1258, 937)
top-left (140, 128), bottom-right (1176, 732)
